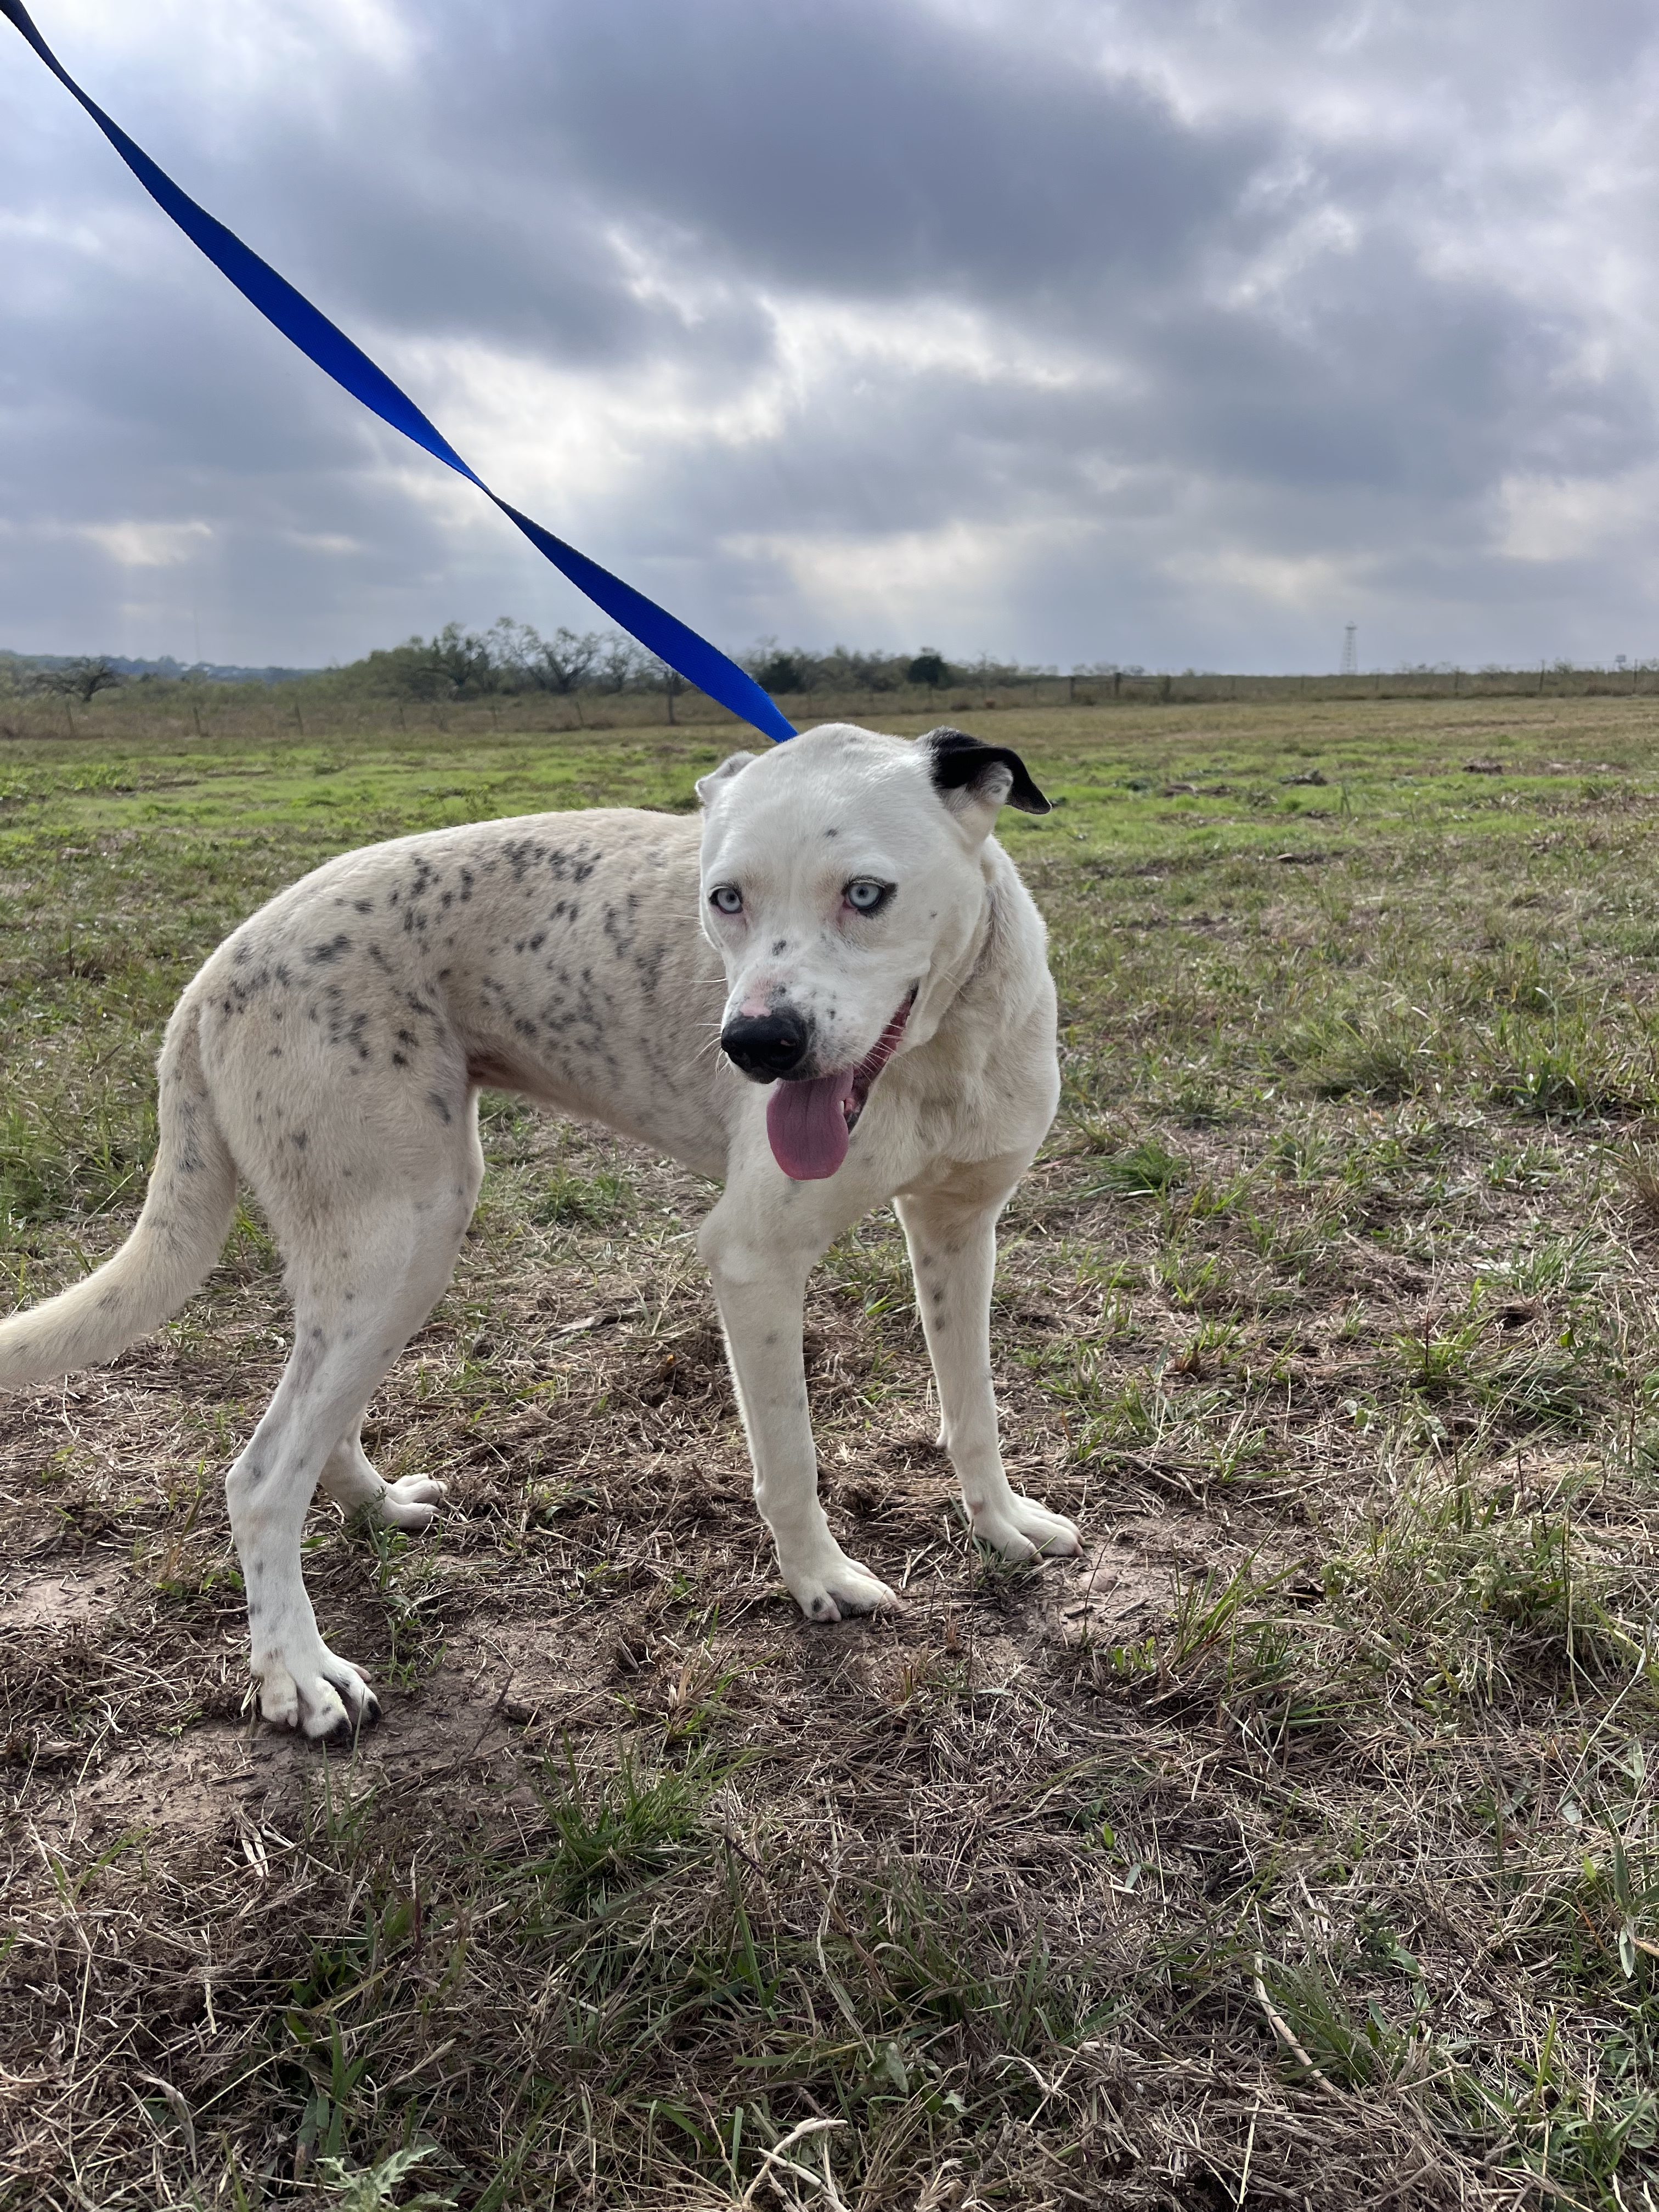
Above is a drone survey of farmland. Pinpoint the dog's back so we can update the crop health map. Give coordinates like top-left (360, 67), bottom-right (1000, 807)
top-left (0, 806), bottom-right (731, 1393)
top-left (190, 808), bottom-right (736, 1188)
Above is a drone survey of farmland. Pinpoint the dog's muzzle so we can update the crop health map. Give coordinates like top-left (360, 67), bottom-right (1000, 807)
top-left (720, 1010), bottom-right (809, 1081)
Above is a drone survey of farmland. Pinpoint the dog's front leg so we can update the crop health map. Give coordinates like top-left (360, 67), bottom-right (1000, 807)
top-left (897, 1162), bottom-right (1081, 1562)
top-left (700, 1181), bottom-right (895, 1623)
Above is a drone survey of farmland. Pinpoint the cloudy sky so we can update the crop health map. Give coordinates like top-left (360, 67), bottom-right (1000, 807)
top-left (3, 0), bottom-right (1657, 673)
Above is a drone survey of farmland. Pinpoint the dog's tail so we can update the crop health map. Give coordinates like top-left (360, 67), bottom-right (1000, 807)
top-left (0, 997), bottom-right (236, 1387)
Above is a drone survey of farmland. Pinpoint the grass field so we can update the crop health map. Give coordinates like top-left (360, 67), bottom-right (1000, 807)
top-left (3, 695), bottom-right (1659, 2210)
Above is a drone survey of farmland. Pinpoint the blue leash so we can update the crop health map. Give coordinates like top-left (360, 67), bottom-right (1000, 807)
top-left (2, 0), bottom-right (797, 744)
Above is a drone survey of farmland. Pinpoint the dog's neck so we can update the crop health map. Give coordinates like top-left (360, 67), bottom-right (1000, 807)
top-left (957, 884), bottom-right (1001, 1003)
top-left (909, 845), bottom-right (1020, 1056)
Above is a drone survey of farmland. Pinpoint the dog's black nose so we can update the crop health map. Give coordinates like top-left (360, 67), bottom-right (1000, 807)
top-left (721, 1010), bottom-right (809, 1080)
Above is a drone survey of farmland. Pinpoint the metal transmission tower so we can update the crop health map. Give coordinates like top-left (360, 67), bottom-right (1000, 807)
top-left (1340, 623), bottom-right (1358, 677)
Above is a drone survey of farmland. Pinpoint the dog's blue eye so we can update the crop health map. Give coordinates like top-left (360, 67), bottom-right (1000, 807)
top-left (709, 885), bottom-right (743, 916)
top-left (845, 879), bottom-right (889, 913)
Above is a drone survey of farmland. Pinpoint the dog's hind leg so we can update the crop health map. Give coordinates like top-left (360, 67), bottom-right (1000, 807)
top-left (226, 1163), bottom-right (480, 1739)
top-left (896, 1160), bottom-right (1081, 1562)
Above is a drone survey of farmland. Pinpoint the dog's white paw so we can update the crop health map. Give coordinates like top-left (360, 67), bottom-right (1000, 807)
top-left (256, 1641), bottom-right (381, 1741)
top-left (783, 1544), bottom-right (898, 1624)
top-left (969, 1495), bottom-right (1082, 1562)
top-left (371, 1473), bottom-right (448, 1532)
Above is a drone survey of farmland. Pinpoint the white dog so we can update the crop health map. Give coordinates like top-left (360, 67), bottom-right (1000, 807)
top-left (0, 723), bottom-right (1080, 1737)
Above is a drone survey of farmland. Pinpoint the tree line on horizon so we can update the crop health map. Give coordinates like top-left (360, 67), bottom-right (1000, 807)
top-left (344, 621), bottom-right (1107, 703)
top-left (3, 625), bottom-right (1654, 710)
top-left (0, 624), bottom-right (1134, 708)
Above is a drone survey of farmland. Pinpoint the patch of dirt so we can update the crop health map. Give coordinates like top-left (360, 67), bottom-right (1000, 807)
top-left (20, 1609), bottom-right (624, 1859)
top-left (1043, 1540), bottom-right (1175, 1649)
top-left (0, 1569), bottom-right (120, 1632)
top-left (32, 1723), bottom-right (264, 1855)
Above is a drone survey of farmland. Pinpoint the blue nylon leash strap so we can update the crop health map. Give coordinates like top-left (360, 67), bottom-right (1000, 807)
top-left (2, 0), bottom-right (796, 744)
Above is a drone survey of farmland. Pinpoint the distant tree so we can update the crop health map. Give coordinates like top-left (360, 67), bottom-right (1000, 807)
top-left (752, 644), bottom-right (812, 695)
top-left (38, 655), bottom-right (123, 704)
top-left (816, 644), bottom-right (902, 692)
top-left (907, 648), bottom-right (950, 691)
top-left (397, 635), bottom-right (442, 701)
top-left (641, 655), bottom-right (688, 723)
top-left (396, 622), bottom-right (500, 699)
top-left (530, 627), bottom-right (601, 695)
top-left (481, 617), bottom-right (541, 687)
top-left (596, 633), bottom-right (641, 692)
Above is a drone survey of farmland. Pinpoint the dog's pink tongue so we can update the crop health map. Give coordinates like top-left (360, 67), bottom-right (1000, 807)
top-left (767, 1068), bottom-right (855, 1180)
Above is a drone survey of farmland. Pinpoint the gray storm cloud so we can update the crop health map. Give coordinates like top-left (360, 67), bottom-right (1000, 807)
top-left (2, 0), bottom-right (1656, 671)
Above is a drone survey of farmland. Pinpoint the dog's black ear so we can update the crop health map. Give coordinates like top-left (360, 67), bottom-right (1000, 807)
top-left (924, 727), bottom-right (1051, 815)
top-left (695, 751), bottom-right (759, 806)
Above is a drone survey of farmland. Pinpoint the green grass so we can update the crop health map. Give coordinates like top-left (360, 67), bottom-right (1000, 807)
top-left (7, 692), bottom-right (1659, 2207)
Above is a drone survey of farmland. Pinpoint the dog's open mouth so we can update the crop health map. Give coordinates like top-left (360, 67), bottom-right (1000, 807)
top-left (766, 992), bottom-right (916, 1181)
